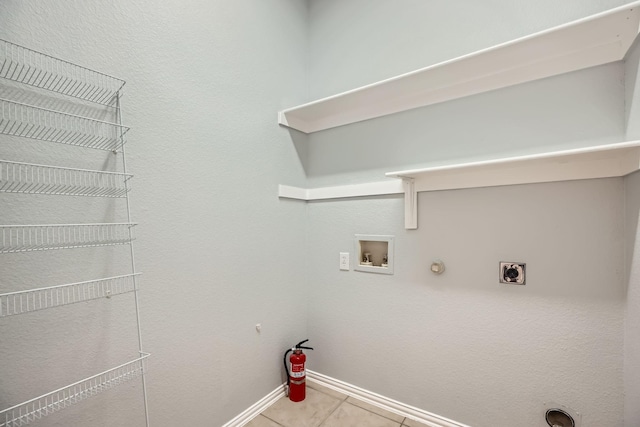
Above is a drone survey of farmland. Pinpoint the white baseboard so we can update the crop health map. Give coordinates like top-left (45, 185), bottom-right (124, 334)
top-left (307, 370), bottom-right (471, 427)
top-left (221, 383), bottom-right (285, 427)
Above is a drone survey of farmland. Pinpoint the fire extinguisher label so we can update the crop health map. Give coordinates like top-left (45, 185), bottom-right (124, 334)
top-left (290, 363), bottom-right (305, 378)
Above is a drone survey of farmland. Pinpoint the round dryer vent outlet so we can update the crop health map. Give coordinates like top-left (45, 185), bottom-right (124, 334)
top-left (545, 408), bottom-right (575, 427)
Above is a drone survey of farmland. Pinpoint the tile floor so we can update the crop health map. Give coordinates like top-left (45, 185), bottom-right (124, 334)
top-left (246, 382), bottom-right (430, 427)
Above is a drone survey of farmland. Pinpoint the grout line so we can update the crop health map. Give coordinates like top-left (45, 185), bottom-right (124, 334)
top-left (316, 398), bottom-right (346, 427)
top-left (344, 396), bottom-right (406, 424)
top-left (307, 371), bottom-right (469, 427)
top-left (256, 386), bottom-right (411, 427)
top-left (309, 384), bottom-right (407, 425)
top-left (330, 400), bottom-right (406, 426)
top-left (260, 413), bottom-right (286, 426)
top-left (308, 383), bottom-right (349, 401)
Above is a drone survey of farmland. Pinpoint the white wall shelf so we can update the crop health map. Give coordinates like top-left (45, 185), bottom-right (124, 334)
top-left (386, 141), bottom-right (640, 191)
top-left (0, 98), bottom-right (129, 151)
top-left (389, 141), bottom-right (640, 228)
top-left (279, 141), bottom-right (640, 229)
top-left (0, 39), bottom-right (126, 106)
top-left (279, 180), bottom-right (403, 201)
top-left (0, 274), bottom-right (140, 317)
top-left (0, 353), bottom-right (149, 427)
top-left (278, 2), bottom-right (640, 134)
top-left (0, 160), bottom-right (132, 197)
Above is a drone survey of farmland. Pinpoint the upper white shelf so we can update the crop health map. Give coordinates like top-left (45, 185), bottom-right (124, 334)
top-left (278, 2), bottom-right (640, 134)
top-left (386, 141), bottom-right (640, 192)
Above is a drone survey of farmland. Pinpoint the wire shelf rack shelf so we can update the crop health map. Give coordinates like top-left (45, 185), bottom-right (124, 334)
top-left (0, 353), bottom-right (150, 427)
top-left (0, 38), bottom-right (150, 426)
top-left (0, 39), bottom-right (126, 105)
top-left (0, 273), bottom-right (140, 317)
top-left (0, 159), bottom-right (132, 197)
top-left (0, 223), bottom-right (136, 253)
top-left (0, 98), bottom-right (129, 151)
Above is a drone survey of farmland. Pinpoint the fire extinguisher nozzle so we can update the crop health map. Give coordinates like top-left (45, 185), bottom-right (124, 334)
top-left (295, 339), bottom-right (310, 348)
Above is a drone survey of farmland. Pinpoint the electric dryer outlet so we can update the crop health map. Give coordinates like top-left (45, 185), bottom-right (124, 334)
top-left (499, 262), bottom-right (526, 285)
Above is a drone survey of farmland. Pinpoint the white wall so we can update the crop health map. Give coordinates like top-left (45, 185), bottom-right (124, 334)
top-left (306, 0), bottom-right (628, 188)
top-left (624, 33), bottom-right (640, 427)
top-left (624, 171), bottom-right (640, 427)
top-left (309, 0), bottom-right (630, 100)
top-left (0, 1), bottom-right (309, 426)
top-left (305, 62), bottom-right (625, 187)
top-left (307, 180), bottom-right (625, 427)
top-left (304, 1), bottom-right (629, 426)
top-left (1, 2), bottom-right (636, 427)
top-left (627, 35), bottom-right (640, 140)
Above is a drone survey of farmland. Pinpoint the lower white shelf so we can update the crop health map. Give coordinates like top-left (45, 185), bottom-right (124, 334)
top-left (385, 140), bottom-right (640, 191)
top-left (279, 180), bottom-right (403, 201)
top-left (0, 353), bottom-right (150, 427)
top-left (0, 223), bottom-right (136, 253)
top-left (0, 273), bottom-right (140, 317)
top-left (279, 141), bottom-right (640, 229)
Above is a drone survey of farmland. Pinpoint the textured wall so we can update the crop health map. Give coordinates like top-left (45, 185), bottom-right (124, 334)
top-left (305, 62), bottom-right (625, 188)
top-left (624, 171), bottom-right (640, 427)
top-left (308, 0), bottom-right (630, 100)
top-left (1, 1), bottom-right (636, 427)
top-left (0, 1), bottom-right (309, 426)
top-left (624, 31), bottom-right (640, 427)
top-left (307, 181), bottom-right (626, 427)
top-left (304, 1), bottom-right (629, 426)
top-left (626, 36), bottom-right (640, 140)
top-left (305, 0), bottom-right (628, 188)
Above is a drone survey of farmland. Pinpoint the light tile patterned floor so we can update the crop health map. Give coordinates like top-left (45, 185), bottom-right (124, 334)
top-left (246, 383), bottom-right (431, 427)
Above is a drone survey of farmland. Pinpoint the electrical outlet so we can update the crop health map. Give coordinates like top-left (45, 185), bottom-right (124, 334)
top-left (500, 262), bottom-right (526, 285)
top-left (339, 252), bottom-right (350, 271)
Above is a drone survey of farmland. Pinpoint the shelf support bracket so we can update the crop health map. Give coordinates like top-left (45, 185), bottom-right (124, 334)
top-left (402, 177), bottom-right (417, 229)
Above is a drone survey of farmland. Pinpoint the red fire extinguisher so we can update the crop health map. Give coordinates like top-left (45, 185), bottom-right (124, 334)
top-left (283, 339), bottom-right (313, 402)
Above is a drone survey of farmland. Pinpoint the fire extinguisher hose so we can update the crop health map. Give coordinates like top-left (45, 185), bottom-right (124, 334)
top-left (283, 348), bottom-right (293, 390)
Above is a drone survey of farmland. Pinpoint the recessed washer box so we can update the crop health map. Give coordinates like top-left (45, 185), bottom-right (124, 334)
top-left (354, 235), bottom-right (394, 275)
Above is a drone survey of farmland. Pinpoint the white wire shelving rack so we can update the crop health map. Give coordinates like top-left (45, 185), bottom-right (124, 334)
top-left (0, 223), bottom-right (136, 253)
top-left (0, 39), bottom-right (150, 426)
top-left (0, 98), bottom-right (129, 151)
top-left (0, 273), bottom-right (140, 317)
top-left (0, 159), bottom-right (132, 197)
top-left (0, 353), bottom-right (150, 427)
top-left (0, 39), bottom-right (126, 106)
